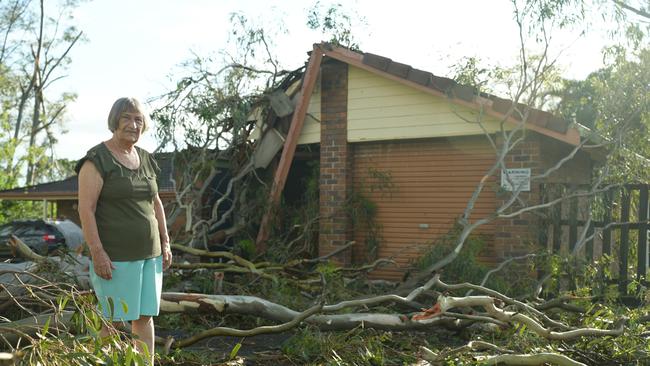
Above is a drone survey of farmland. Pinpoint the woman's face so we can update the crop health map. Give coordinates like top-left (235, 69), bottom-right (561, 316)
top-left (114, 110), bottom-right (143, 143)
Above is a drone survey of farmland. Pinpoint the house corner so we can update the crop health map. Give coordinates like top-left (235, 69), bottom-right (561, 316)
top-left (318, 59), bottom-right (352, 265)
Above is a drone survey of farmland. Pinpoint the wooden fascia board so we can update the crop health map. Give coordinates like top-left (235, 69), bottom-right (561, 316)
top-left (255, 44), bottom-right (324, 249)
top-left (321, 46), bottom-right (580, 146)
top-left (0, 193), bottom-right (77, 200)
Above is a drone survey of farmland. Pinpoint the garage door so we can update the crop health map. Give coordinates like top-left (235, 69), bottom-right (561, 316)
top-left (352, 136), bottom-right (498, 280)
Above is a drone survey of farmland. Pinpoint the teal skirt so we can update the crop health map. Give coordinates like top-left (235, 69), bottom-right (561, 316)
top-left (89, 256), bottom-right (163, 321)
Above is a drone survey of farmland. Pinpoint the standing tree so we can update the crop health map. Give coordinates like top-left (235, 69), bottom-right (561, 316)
top-left (0, 0), bottom-right (82, 188)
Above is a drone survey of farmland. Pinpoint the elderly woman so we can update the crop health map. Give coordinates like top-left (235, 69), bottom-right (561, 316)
top-left (76, 97), bottom-right (172, 363)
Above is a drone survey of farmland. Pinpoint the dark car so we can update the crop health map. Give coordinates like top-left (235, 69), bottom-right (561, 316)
top-left (0, 219), bottom-right (84, 258)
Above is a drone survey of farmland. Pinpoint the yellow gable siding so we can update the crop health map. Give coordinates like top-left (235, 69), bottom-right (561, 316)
top-left (297, 77), bottom-right (321, 145)
top-left (347, 66), bottom-right (503, 142)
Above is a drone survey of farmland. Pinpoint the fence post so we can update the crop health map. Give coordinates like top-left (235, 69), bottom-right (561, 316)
top-left (602, 189), bottom-right (613, 256)
top-left (569, 185), bottom-right (579, 252)
top-left (586, 221), bottom-right (594, 261)
top-left (552, 187), bottom-right (562, 253)
top-left (638, 185), bottom-right (648, 284)
top-left (619, 188), bottom-right (631, 297)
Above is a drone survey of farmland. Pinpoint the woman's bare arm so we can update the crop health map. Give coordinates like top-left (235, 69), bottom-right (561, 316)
top-left (153, 193), bottom-right (172, 269)
top-left (78, 160), bottom-right (115, 279)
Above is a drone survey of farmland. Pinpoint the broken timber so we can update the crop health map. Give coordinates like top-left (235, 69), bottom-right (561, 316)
top-left (255, 43), bottom-right (323, 251)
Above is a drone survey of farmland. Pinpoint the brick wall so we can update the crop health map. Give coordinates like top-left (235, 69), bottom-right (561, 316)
top-left (494, 134), bottom-right (543, 258)
top-left (318, 60), bottom-right (352, 264)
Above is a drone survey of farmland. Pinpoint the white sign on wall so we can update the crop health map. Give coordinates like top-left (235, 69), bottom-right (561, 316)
top-left (501, 168), bottom-right (531, 192)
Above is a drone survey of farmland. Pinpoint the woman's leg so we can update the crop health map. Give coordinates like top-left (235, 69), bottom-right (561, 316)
top-left (131, 315), bottom-right (155, 365)
top-left (134, 256), bottom-right (162, 364)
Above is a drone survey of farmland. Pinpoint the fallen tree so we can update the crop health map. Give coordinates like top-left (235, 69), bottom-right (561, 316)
top-left (3, 2), bottom-right (650, 365)
top-left (1, 236), bottom-right (641, 365)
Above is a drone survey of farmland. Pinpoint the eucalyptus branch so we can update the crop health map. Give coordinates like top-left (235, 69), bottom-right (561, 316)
top-left (477, 352), bottom-right (587, 366)
top-left (613, 0), bottom-right (650, 20)
top-left (432, 274), bottom-right (571, 331)
top-left (437, 295), bottom-right (625, 340)
top-left (171, 301), bottom-right (324, 348)
top-left (420, 340), bottom-right (514, 364)
top-left (466, 253), bottom-right (540, 296)
top-left (498, 183), bottom-right (621, 219)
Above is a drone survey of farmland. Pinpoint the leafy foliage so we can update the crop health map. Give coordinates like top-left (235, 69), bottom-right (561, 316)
top-left (1, 264), bottom-right (145, 366)
top-left (281, 327), bottom-right (419, 365)
top-left (555, 48), bottom-right (650, 182)
top-left (306, 1), bottom-right (366, 50)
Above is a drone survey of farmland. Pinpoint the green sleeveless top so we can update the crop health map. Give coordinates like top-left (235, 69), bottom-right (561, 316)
top-left (75, 143), bottom-right (162, 261)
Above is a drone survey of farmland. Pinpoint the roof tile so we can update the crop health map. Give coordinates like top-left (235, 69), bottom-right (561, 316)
top-left (547, 115), bottom-right (569, 133)
top-left (362, 54), bottom-right (391, 71)
top-left (450, 84), bottom-right (475, 102)
top-left (491, 97), bottom-right (512, 115)
top-left (431, 76), bottom-right (455, 93)
top-left (528, 109), bottom-right (550, 128)
top-left (407, 68), bottom-right (433, 86)
top-left (385, 61), bottom-right (412, 78)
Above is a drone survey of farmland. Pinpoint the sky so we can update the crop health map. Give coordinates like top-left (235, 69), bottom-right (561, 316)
top-left (54, 0), bottom-right (612, 160)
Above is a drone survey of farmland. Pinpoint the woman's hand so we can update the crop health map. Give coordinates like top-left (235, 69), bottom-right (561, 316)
top-left (153, 194), bottom-right (172, 270)
top-left (91, 247), bottom-right (115, 280)
top-left (162, 242), bottom-right (173, 270)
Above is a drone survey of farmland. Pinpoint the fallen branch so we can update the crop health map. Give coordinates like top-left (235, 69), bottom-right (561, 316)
top-left (171, 244), bottom-right (258, 271)
top-left (536, 295), bottom-right (587, 313)
top-left (420, 340), bottom-right (514, 363)
top-left (7, 235), bottom-right (47, 262)
top-left (433, 274), bottom-right (571, 331)
top-left (0, 353), bottom-right (17, 366)
top-left (0, 311), bottom-right (73, 347)
top-left (437, 295), bottom-right (625, 340)
top-left (476, 352), bottom-right (587, 366)
top-left (160, 292), bottom-right (461, 331)
top-left (171, 301), bottom-right (324, 348)
top-left (336, 258), bottom-right (396, 275)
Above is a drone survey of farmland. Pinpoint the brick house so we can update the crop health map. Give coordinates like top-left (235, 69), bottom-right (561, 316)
top-left (258, 43), bottom-right (593, 280)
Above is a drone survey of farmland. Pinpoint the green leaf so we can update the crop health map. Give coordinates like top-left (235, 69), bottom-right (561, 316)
top-left (58, 296), bottom-right (70, 311)
top-left (42, 316), bottom-right (51, 336)
top-left (229, 342), bottom-right (242, 360)
top-left (121, 299), bottom-right (129, 315)
top-left (134, 353), bottom-right (145, 365)
top-left (107, 297), bottom-right (115, 320)
top-left (517, 323), bottom-right (527, 336)
top-left (125, 347), bottom-right (133, 366)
